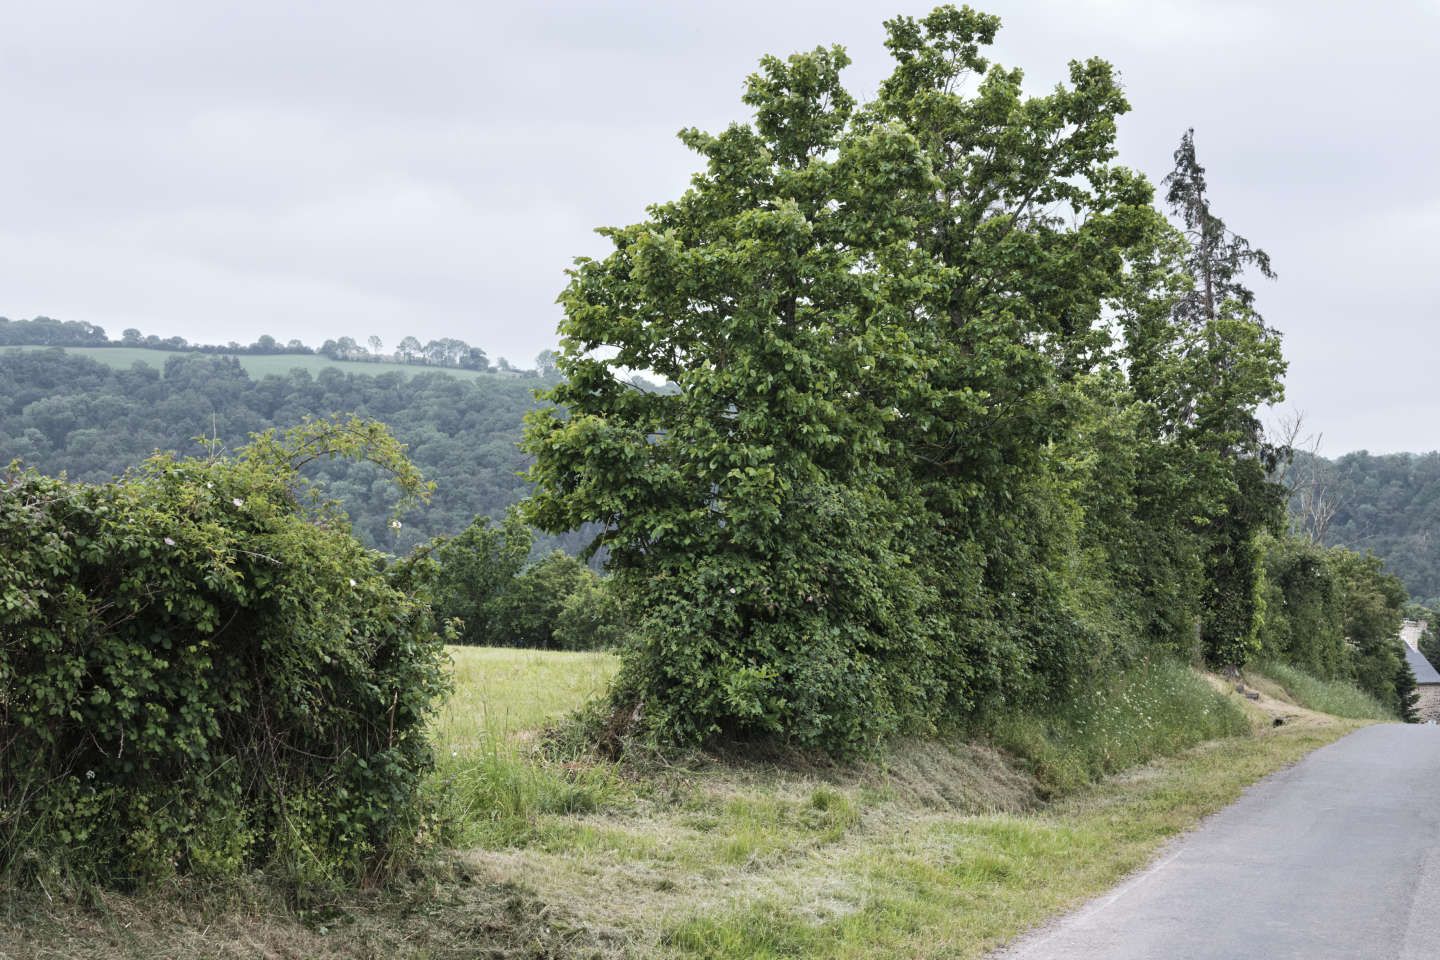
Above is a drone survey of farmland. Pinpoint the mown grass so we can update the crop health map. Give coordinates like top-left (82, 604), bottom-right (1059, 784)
top-left (440, 654), bottom-right (1359, 959)
top-left (2, 648), bottom-right (1370, 959)
top-left (663, 721), bottom-right (1354, 959)
top-left (1249, 659), bottom-right (1395, 720)
top-left (4, 344), bottom-right (495, 381)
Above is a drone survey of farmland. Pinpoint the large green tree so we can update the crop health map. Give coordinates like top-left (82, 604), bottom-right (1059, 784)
top-left (524, 6), bottom-right (1201, 751)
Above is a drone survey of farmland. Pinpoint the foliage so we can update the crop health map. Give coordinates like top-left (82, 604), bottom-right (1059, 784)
top-left (1421, 618), bottom-right (1440, 669)
top-left (0, 418), bottom-right (449, 887)
top-left (2, 317), bottom-right (539, 373)
top-left (553, 573), bottom-right (631, 651)
top-left (430, 514), bottom-right (623, 650)
top-left (1290, 450), bottom-right (1440, 607)
top-left (1395, 658), bottom-right (1420, 723)
top-left (1257, 533), bottom-right (1411, 710)
top-left (431, 513), bottom-right (532, 646)
top-left (524, 5), bottom-right (1292, 754)
top-left (1156, 131), bottom-right (1287, 665)
top-left (0, 316), bottom-right (110, 346)
top-left (495, 551), bottom-right (601, 649)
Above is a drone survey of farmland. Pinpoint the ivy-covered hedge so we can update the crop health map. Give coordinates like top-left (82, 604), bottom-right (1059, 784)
top-left (0, 419), bottom-right (448, 887)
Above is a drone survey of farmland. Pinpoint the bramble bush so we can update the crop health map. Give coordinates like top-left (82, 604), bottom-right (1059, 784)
top-left (0, 417), bottom-right (449, 888)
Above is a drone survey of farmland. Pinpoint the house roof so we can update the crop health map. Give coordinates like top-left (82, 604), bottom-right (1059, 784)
top-left (1404, 644), bottom-right (1440, 685)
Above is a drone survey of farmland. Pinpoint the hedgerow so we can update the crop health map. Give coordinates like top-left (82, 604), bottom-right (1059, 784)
top-left (0, 418), bottom-right (448, 888)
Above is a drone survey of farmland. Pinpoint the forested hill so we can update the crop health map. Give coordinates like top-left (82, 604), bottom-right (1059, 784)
top-left (0, 346), bottom-right (573, 553)
top-left (1309, 450), bottom-right (1440, 606)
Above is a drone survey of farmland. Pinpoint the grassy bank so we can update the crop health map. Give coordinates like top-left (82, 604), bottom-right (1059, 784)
top-left (0, 649), bottom-right (1373, 959)
top-left (1249, 660), bottom-right (1395, 720)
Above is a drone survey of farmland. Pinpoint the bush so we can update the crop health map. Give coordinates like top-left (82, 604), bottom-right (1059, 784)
top-left (431, 512), bottom-right (531, 646)
top-left (0, 418), bottom-right (449, 887)
top-left (553, 575), bottom-right (629, 651)
top-left (494, 552), bottom-right (596, 648)
top-left (431, 515), bottom-right (622, 650)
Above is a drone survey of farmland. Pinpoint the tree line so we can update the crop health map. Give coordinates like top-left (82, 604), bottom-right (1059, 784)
top-left (523, 6), bottom-right (1414, 753)
top-left (0, 316), bottom-right (548, 374)
top-left (1279, 449), bottom-right (1440, 608)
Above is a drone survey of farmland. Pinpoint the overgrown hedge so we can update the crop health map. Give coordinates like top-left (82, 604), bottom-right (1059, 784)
top-left (0, 419), bottom-right (448, 887)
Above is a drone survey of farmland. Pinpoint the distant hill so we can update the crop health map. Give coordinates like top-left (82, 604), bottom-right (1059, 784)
top-left (1300, 450), bottom-right (1440, 607)
top-left (0, 346), bottom-right (585, 555)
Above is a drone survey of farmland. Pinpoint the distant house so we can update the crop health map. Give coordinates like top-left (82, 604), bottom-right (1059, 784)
top-left (1400, 620), bottom-right (1440, 721)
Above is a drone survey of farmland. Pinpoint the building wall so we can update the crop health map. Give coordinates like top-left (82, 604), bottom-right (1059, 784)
top-left (1417, 686), bottom-right (1440, 723)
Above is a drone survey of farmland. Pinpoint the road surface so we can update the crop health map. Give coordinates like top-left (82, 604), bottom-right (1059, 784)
top-left (997, 724), bottom-right (1440, 960)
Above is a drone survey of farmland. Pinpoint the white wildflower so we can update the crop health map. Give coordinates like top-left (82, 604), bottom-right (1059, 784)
top-left (349, 578), bottom-right (358, 587)
top-left (390, 519), bottom-right (402, 529)
top-left (232, 497), bottom-right (244, 507)
top-left (163, 537), bottom-right (176, 546)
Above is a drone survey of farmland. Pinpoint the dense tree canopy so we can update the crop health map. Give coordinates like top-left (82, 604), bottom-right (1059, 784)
top-left (1288, 450), bottom-right (1440, 606)
top-left (524, 6), bottom-right (1308, 753)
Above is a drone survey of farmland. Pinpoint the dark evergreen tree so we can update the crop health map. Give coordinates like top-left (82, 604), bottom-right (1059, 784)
top-left (1161, 129), bottom-right (1287, 666)
top-left (1396, 660), bottom-right (1420, 723)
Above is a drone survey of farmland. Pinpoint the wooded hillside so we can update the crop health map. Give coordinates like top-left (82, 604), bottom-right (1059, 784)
top-left (1296, 449), bottom-right (1440, 606)
top-left (0, 347), bottom-right (569, 552)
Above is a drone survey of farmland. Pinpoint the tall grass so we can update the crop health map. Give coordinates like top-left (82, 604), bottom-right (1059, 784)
top-left (985, 659), bottom-right (1251, 795)
top-left (428, 646), bottom-right (623, 847)
top-left (1251, 660), bottom-right (1395, 721)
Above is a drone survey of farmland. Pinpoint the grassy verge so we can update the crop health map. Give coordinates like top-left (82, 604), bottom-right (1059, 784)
top-left (0, 650), bottom-right (1369, 959)
top-left (983, 659), bottom-right (1251, 795)
top-left (1249, 660), bottom-right (1395, 720)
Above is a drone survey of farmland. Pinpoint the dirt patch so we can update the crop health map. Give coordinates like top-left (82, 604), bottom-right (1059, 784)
top-left (1203, 671), bottom-right (1329, 733)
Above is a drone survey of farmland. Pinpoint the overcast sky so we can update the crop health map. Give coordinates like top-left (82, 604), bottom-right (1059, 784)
top-left (2, 1), bottom-right (1436, 453)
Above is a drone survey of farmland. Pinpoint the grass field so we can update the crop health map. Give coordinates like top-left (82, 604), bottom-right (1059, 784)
top-left (3, 344), bottom-right (497, 381)
top-left (0, 649), bottom-right (1374, 959)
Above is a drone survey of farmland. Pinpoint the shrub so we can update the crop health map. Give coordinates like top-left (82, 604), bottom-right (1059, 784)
top-left (431, 511), bottom-right (531, 646)
top-left (553, 575), bottom-right (629, 651)
top-left (0, 418), bottom-right (448, 887)
top-left (494, 552), bottom-right (596, 648)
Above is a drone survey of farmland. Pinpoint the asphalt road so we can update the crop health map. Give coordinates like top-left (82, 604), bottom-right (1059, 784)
top-left (997, 724), bottom-right (1440, 960)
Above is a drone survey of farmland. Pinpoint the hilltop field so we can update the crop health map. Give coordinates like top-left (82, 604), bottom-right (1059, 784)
top-left (3, 344), bottom-right (496, 381)
top-left (0, 646), bottom-right (1386, 960)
